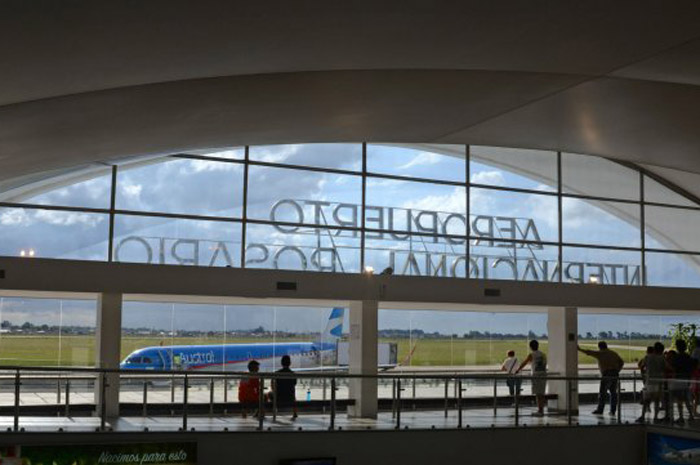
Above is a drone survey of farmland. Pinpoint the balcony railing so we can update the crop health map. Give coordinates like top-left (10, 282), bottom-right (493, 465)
top-left (0, 365), bottom-right (690, 433)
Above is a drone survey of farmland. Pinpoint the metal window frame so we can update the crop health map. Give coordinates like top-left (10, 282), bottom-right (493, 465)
top-left (5, 142), bottom-right (700, 286)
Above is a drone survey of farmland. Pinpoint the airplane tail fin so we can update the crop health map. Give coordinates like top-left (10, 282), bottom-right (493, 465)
top-left (317, 307), bottom-right (345, 345)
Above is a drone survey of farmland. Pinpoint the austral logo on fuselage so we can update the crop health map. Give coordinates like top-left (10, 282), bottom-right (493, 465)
top-left (113, 199), bottom-right (641, 285)
top-left (177, 350), bottom-right (216, 367)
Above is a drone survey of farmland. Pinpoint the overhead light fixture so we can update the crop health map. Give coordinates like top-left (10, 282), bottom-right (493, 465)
top-left (364, 266), bottom-right (375, 275)
top-left (588, 276), bottom-right (601, 284)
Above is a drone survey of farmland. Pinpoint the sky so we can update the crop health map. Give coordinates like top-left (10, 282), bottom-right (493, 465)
top-left (0, 143), bottom-right (699, 334)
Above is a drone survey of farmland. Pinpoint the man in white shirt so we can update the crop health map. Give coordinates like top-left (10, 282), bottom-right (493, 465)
top-left (501, 350), bottom-right (521, 399)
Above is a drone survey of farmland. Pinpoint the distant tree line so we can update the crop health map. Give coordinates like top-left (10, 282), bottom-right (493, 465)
top-left (378, 329), bottom-right (666, 340)
top-left (0, 320), bottom-right (668, 341)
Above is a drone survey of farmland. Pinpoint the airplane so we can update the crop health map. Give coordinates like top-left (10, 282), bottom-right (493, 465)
top-left (659, 440), bottom-right (700, 464)
top-left (120, 308), bottom-right (345, 372)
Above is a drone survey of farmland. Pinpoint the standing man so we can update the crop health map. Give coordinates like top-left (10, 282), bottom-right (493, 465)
top-left (515, 340), bottom-right (547, 417)
top-left (578, 341), bottom-right (624, 415)
top-left (670, 339), bottom-right (695, 423)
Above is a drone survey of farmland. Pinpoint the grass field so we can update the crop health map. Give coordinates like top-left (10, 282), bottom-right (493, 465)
top-left (0, 335), bottom-right (670, 368)
top-left (381, 338), bottom-right (664, 367)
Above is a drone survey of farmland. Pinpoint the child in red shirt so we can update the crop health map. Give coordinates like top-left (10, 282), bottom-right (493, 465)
top-left (238, 360), bottom-right (262, 419)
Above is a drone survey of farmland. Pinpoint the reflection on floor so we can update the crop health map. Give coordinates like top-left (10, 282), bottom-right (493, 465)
top-left (2, 402), bottom-right (697, 433)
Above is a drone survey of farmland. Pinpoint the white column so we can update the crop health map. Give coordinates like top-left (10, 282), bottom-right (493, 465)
top-left (547, 307), bottom-right (578, 413)
top-left (94, 293), bottom-right (122, 418)
top-left (347, 300), bottom-right (378, 418)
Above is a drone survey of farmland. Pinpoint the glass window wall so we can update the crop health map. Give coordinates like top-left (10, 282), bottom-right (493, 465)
top-left (245, 224), bottom-right (360, 273)
top-left (645, 205), bottom-right (700, 253)
top-left (367, 144), bottom-right (465, 182)
top-left (113, 215), bottom-right (241, 267)
top-left (0, 165), bottom-right (112, 209)
top-left (250, 144), bottom-right (362, 172)
top-left (470, 187), bottom-right (558, 243)
top-left (561, 152), bottom-right (639, 200)
top-left (1, 143), bottom-right (699, 288)
top-left (0, 297), bottom-right (96, 367)
top-left (116, 157), bottom-right (244, 218)
top-left (644, 251), bottom-right (700, 288)
top-left (562, 247), bottom-right (642, 285)
top-left (365, 234), bottom-right (466, 278)
top-left (0, 207), bottom-right (109, 261)
top-left (366, 177), bottom-right (466, 236)
top-left (247, 165), bottom-right (362, 223)
top-left (470, 146), bottom-right (557, 192)
top-left (562, 198), bottom-right (641, 248)
top-left (470, 242), bottom-right (559, 282)
top-left (644, 176), bottom-right (697, 208)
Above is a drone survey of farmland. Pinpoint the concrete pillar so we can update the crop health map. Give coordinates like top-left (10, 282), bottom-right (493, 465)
top-left (94, 293), bottom-right (122, 418)
top-left (547, 307), bottom-right (578, 413)
top-left (347, 300), bottom-right (378, 418)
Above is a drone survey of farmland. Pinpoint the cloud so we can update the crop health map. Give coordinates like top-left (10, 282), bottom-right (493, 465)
top-left (34, 209), bottom-right (102, 227)
top-left (398, 152), bottom-right (442, 170)
top-left (470, 170), bottom-right (506, 186)
top-left (182, 159), bottom-right (237, 174)
top-left (121, 183), bottom-right (142, 198)
top-left (401, 186), bottom-right (466, 214)
top-left (0, 208), bottom-right (31, 226)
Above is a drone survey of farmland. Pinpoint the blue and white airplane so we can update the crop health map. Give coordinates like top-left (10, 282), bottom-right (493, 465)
top-left (120, 308), bottom-right (345, 372)
top-left (660, 441), bottom-right (700, 464)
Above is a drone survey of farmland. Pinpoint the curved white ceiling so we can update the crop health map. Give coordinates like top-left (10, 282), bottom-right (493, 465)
top-left (1, 1), bottom-right (700, 184)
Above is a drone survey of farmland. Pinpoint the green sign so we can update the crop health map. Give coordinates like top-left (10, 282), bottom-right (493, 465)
top-left (0, 442), bottom-right (196, 465)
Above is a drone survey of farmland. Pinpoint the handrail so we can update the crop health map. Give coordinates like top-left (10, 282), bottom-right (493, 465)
top-left (0, 364), bottom-right (646, 381)
top-left (0, 364), bottom-right (695, 434)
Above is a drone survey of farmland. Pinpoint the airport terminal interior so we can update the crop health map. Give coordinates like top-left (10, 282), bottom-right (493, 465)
top-left (2, 1), bottom-right (700, 464)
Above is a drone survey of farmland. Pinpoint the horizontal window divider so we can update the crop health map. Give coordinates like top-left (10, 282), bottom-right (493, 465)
top-left (245, 218), bottom-right (362, 233)
top-left (114, 210), bottom-right (243, 223)
top-left (644, 248), bottom-right (700, 256)
top-left (469, 237), bottom-right (560, 248)
top-left (364, 229), bottom-right (468, 242)
top-left (247, 220), bottom-right (470, 242)
top-left (246, 159), bottom-right (362, 177)
top-left (365, 171), bottom-right (466, 187)
top-left (468, 183), bottom-right (558, 197)
top-left (170, 153), bottom-right (246, 165)
top-left (560, 192), bottom-right (642, 205)
top-left (0, 202), bottom-right (111, 214)
top-left (560, 242), bottom-right (643, 252)
top-left (642, 201), bottom-right (700, 212)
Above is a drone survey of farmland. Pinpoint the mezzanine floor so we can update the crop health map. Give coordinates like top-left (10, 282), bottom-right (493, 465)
top-left (1, 401), bottom-right (695, 434)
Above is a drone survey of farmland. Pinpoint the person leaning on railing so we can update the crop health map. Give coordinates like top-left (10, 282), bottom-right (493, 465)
top-left (501, 350), bottom-right (521, 403)
top-left (577, 341), bottom-right (624, 416)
